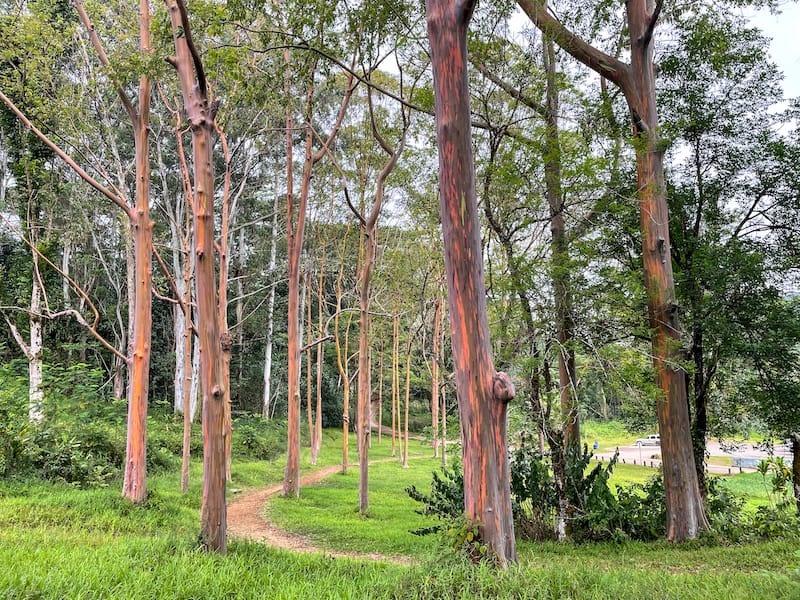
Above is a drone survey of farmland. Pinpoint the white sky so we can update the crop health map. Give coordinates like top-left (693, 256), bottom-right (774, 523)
top-left (749, 3), bottom-right (800, 100)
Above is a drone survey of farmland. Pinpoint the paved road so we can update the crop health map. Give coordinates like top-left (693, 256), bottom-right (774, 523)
top-left (593, 440), bottom-right (793, 475)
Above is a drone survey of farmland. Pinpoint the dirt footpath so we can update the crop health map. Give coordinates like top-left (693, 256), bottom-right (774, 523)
top-left (226, 462), bottom-right (413, 564)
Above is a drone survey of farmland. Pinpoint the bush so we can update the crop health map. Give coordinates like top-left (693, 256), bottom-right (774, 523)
top-left (231, 413), bottom-right (284, 461)
top-left (0, 361), bottom-right (32, 476)
top-left (509, 446), bottom-right (558, 541)
top-left (26, 427), bottom-right (119, 487)
top-left (614, 474), bottom-right (666, 541)
top-left (406, 461), bottom-right (464, 536)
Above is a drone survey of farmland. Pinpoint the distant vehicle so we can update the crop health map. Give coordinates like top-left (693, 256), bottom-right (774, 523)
top-left (634, 434), bottom-right (660, 447)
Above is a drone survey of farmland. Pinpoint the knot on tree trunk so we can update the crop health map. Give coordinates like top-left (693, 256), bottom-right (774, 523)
top-left (220, 330), bottom-right (233, 352)
top-left (492, 371), bottom-right (515, 403)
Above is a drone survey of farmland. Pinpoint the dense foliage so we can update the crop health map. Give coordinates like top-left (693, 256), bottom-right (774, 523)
top-left (409, 445), bottom-right (800, 546)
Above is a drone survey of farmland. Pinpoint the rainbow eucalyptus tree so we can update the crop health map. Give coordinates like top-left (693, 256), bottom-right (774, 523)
top-left (426, 0), bottom-right (517, 566)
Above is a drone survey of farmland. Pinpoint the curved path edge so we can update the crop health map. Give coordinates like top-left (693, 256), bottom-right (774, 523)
top-left (226, 459), bottom-right (417, 565)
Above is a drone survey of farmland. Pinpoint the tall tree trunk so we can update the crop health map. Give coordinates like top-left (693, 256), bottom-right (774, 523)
top-left (180, 219), bottom-right (194, 493)
top-left (191, 334), bottom-right (200, 421)
top-left (431, 294), bottom-right (442, 457)
top-left (377, 346), bottom-right (383, 444)
top-left (312, 275), bottom-right (324, 464)
top-left (356, 225), bottom-right (374, 511)
top-left (441, 382), bottom-right (448, 468)
top-left (180, 293), bottom-right (193, 493)
top-left (619, 5), bottom-right (707, 540)
top-left (792, 433), bottom-right (800, 513)
top-left (426, 0), bottom-right (517, 565)
top-left (392, 312), bottom-right (399, 457)
top-left (306, 271), bottom-right (315, 453)
top-left (4, 249), bottom-right (44, 423)
top-left (334, 267), bottom-right (353, 473)
top-left (543, 28), bottom-right (579, 451)
top-left (352, 89), bottom-right (408, 510)
top-left (311, 253), bottom-right (325, 464)
top-left (166, 0), bottom-right (227, 552)
top-left (403, 336), bottom-right (412, 469)
top-left (283, 57), bottom-right (353, 496)
top-left (27, 255), bottom-right (43, 423)
top-left (628, 2), bottom-right (707, 540)
top-left (262, 189), bottom-right (279, 419)
top-left (283, 54), bottom-right (303, 497)
top-left (517, 0), bottom-right (709, 541)
top-left (120, 1), bottom-right (153, 505)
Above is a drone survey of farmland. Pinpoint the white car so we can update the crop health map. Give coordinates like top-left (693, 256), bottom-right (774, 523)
top-left (634, 434), bottom-right (660, 447)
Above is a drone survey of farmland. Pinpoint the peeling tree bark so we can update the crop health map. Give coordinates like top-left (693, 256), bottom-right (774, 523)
top-left (74, 0), bottom-right (154, 505)
top-left (165, 0), bottom-right (227, 552)
top-left (517, 0), bottom-right (709, 541)
top-left (426, 0), bottom-right (517, 566)
top-left (312, 257), bottom-right (325, 464)
top-left (391, 312), bottom-right (399, 457)
top-left (792, 433), bottom-right (800, 513)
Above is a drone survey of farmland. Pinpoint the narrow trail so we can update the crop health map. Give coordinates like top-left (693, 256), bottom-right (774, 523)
top-left (226, 457), bottom-right (419, 565)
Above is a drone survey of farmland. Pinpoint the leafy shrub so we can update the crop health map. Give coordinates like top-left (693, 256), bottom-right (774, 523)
top-left (0, 361), bottom-right (32, 476)
top-left (614, 474), bottom-right (666, 541)
top-left (406, 461), bottom-right (464, 536)
top-left (147, 413), bottom-right (203, 459)
top-left (509, 443), bottom-right (623, 542)
top-left (231, 413), bottom-right (284, 461)
top-left (706, 476), bottom-right (747, 541)
top-left (748, 505), bottom-right (800, 540)
top-left (439, 515), bottom-right (491, 563)
top-left (27, 427), bottom-right (118, 487)
top-left (509, 446), bottom-right (558, 540)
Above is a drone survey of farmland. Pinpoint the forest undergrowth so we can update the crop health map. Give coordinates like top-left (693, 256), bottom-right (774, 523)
top-left (0, 412), bottom-right (798, 599)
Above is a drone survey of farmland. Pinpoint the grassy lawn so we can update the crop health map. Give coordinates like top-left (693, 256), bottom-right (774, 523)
top-left (267, 453), bottom-right (443, 558)
top-left (582, 420), bottom-right (639, 450)
top-left (1, 428), bottom-right (798, 599)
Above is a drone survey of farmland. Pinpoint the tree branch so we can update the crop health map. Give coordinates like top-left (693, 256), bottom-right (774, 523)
top-left (301, 335), bottom-right (334, 353)
top-left (311, 56), bottom-right (358, 164)
top-left (3, 314), bottom-right (31, 359)
top-left (151, 244), bottom-right (199, 338)
top-left (72, 0), bottom-right (138, 125)
top-left (174, 0), bottom-right (208, 97)
top-left (471, 58), bottom-right (547, 118)
top-left (516, 0), bottom-right (630, 89)
top-left (642, 0), bottom-right (664, 48)
top-left (0, 89), bottom-right (131, 216)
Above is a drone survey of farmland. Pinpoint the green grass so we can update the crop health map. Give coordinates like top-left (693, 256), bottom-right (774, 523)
top-left (267, 454), bottom-right (442, 557)
top-left (1, 427), bottom-right (798, 599)
top-left (582, 420), bottom-right (639, 450)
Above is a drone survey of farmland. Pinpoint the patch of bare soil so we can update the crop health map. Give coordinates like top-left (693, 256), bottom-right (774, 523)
top-left (226, 462), bottom-right (414, 565)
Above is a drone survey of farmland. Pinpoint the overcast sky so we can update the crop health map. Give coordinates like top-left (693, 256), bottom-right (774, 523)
top-left (749, 3), bottom-right (800, 100)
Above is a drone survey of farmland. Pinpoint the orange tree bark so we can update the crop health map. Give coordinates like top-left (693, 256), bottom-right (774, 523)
top-left (426, 0), bottom-right (517, 566)
top-left (71, 0), bottom-right (154, 504)
top-left (165, 0), bottom-right (227, 552)
top-left (517, 0), bottom-right (709, 540)
top-left (123, 106), bottom-right (153, 504)
top-left (283, 61), bottom-right (354, 497)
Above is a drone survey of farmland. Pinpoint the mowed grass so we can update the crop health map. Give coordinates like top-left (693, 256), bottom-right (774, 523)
top-left (267, 451), bottom-right (443, 557)
top-left (582, 420), bottom-right (638, 450)
top-left (1, 428), bottom-right (798, 599)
